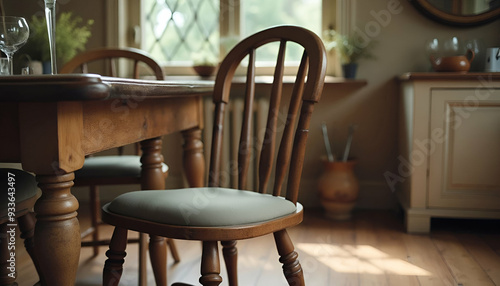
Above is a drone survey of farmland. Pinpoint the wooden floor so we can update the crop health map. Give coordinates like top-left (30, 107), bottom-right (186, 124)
top-left (14, 208), bottom-right (500, 286)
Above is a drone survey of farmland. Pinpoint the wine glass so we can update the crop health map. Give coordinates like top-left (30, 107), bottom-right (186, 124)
top-left (0, 16), bottom-right (30, 75)
top-left (424, 38), bottom-right (440, 57)
top-left (442, 36), bottom-right (463, 56)
top-left (44, 0), bottom-right (57, 74)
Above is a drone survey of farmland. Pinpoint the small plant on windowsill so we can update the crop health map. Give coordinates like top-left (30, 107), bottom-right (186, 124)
top-left (191, 50), bottom-right (218, 78)
top-left (20, 12), bottom-right (93, 73)
top-left (324, 28), bottom-right (376, 79)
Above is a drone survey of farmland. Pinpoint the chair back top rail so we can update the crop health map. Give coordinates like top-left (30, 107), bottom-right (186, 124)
top-left (208, 25), bottom-right (327, 204)
top-left (60, 47), bottom-right (164, 80)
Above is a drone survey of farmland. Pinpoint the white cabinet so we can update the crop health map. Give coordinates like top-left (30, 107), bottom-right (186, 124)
top-left (398, 73), bottom-right (500, 233)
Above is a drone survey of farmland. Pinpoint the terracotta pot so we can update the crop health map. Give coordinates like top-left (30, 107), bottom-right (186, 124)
top-left (430, 49), bottom-right (474, 72)
top-left (318, 160), bottom-right (359, 220)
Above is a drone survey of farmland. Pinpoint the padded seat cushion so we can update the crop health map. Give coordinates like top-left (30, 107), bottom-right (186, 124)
top-left (76, 155), bottom-right (168, 178)
top-left (107, 187), bottom-right (297, 227)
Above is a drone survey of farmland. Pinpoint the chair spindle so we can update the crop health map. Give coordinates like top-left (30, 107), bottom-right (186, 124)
top-left (273, 52), bottom-right (309, 197)
top-left (238, 49), bottom-right (256, 190)
top-left (258, 40), bottom-right (287, 194)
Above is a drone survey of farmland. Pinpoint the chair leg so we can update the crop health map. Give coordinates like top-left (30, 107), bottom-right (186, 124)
top-left (273, 230), bottom-right (304, 286)
top-left (199, 241), bottom-right (222, 286)
top-left (17, 213), bottom-right (45, 285)
top-left (103, 227), bottom-right (128, 286)
top-left (221, 240), bottom-right (238, 286)
top-left (167, 238), bottom-right (181, 263)
top-left (89, 185), bottom-right (101, 257)
top-left (149, 235), bottom-right (167, 286)
top-left (0, 223), bottom-right (16, 286)
top-left (138, 233), bottom-right (148, 286)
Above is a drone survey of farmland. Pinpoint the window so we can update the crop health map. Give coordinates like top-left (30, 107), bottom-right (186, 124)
top-left (142, 0), bottom-right (219, 64)
top-left (114, 0), bottom-right (345, 74)
top-left (240, 0), bottom-right (321, 37)
top-left (238, 0), bottom-right (321, 63)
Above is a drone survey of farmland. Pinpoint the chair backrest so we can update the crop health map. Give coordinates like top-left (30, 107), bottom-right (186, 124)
top-left (209, 26), bottom-right (327, 204)
top-left (60, 47), bottom-right (164, 80)
top-left (61, 47), bottom-right (164, 156)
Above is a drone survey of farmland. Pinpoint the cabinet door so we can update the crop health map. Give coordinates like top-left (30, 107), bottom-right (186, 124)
top-left (428, 89), bottom-right (500, 209)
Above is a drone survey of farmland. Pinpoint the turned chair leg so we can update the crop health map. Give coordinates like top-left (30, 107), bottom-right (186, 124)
top-left (274, 230), bottom-right (304, 286)
top-left (222, 240), bottom-right (238, 286)
top-left (149, 235), bottom-right (167, 286)
top-left (89, 185), bottom-right (101, 257)
top-left (167, 238), bottom-right (181, 263)
top-left (199, 241), bottom-right (222, 286)
top-left (103, 227), bottom-right (128, 286)
top-left (18, 213), bottom-right (45, 285)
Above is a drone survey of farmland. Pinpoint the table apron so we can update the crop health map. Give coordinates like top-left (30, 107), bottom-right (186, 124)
top-left (0, 96), bottom-right (203, 174)
top-left (82, 96), bottom-right (203, 154)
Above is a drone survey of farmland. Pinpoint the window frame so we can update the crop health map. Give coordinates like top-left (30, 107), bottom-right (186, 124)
top-left (106, 0), bottom-right (353, 76)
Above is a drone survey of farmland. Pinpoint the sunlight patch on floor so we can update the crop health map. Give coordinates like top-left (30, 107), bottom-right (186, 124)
top-left (238, 255), bottom-right (279, 270)
top-left (298, 243), bottom-right (432, 276)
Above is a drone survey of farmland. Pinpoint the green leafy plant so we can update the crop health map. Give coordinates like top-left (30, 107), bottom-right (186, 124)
top-left (323, 28), bottom-right (376, 64)
top-left (23, 12), bottom-right (93, 64)
top-left (337, 33), bottom-right (376, 64)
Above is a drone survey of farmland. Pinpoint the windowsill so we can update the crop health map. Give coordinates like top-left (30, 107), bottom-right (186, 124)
top-left (163, 75), bottom-right (368, 87)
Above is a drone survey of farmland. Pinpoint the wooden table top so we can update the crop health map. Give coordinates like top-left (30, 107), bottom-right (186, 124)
top-left (0, 74), bottom-right (214, 101)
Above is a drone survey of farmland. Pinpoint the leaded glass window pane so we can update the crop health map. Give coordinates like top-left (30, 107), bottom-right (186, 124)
top-left (142, 0), bottom-right (321, 66)
top-left (241, 0), bottom-right (321, 63)
top-left (142, 0), bottom-right (219, 64)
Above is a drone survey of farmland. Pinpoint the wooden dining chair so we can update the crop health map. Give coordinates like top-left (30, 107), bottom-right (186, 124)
top-left (0, 168), bottom-right (44, 286)
top-left (60, 47), bottom-right (179, 282)
top-left (101, 25), bottom-right (327, 286)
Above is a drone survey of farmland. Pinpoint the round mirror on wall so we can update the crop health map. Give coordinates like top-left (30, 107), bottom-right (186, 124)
top-left (410, 0), bottom-right (500, 26)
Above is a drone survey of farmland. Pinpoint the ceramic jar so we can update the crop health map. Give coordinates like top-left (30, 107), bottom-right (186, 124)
top-left (318, 160), bottom-right (359, 220)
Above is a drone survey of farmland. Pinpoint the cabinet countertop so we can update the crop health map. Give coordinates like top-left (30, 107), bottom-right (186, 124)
top-left (399, 72), bottom-right (500, 81)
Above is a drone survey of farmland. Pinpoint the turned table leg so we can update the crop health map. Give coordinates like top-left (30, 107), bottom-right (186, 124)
top-left (182, 128), bottom-right (205, 188)
top-left (34, 172), bottom-right (80, 286)
top-left (140, 137), bottom-right (167, 286)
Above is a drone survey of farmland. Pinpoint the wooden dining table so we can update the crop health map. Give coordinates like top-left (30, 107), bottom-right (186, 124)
top-left (0, 74), bottom-right (213, 285)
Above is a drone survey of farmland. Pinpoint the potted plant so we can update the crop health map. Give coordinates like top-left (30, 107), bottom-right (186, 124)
top-left (21, 12), bottom-right (93, 73)
top-left (191, 47), bottom-right (218, 77)
top-left (330, 30), bottom-right (376, 79)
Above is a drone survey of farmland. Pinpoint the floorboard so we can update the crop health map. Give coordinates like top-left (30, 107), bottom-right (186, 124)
top-left (457, 233), bottom-right (500, 285)
top-left (13, 209), bottom-right (500, 286)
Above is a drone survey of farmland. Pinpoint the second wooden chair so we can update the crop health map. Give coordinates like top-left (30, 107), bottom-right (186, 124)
top-left (60, 47), bottom-right (179, 284)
